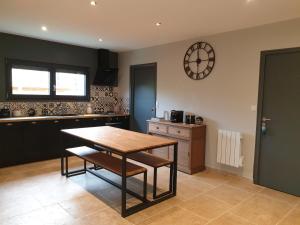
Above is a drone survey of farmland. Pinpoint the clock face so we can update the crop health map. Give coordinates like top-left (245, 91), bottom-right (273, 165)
top-left (183, 42), bottom-right (215, 80)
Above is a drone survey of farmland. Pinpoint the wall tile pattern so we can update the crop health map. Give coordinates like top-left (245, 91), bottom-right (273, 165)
top-left (0, 86), bottom-right (129, 116)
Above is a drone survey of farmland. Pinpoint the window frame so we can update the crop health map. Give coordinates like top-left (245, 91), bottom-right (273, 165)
top-left (5, 58), bottom-right (90, 101)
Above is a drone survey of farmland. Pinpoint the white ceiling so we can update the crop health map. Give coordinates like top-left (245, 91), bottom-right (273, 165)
top-left (0, 0), bottom-right (300, 51)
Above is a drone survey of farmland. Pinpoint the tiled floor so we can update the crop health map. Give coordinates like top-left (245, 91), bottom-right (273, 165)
top-left (0, 157), bottom-right (299, 225)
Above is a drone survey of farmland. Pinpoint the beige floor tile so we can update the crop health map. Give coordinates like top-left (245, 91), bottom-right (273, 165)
top-left (0, 194), bottom-right (42, 220)
top-left (59, 194), bottom-right (108, 219)
top-left (278, 208), bottom-right (300, 225)
top-left (258, 188), bottom-right (299, 206)
top-left (176, 179), bottom-right (214, 201)
top-left (181, 194), bottom-right (232, 220)
top-left (140, 206), bottom-right (208, 225)
top-left (5, 203), bottom-right (74, 225)
top-left (231, 195), bottom-right (293, 225)
top-left (226, 176), bottom-right (264, 193)
top-left (207, 213), bottom-right (254, 225)
top-left (206, 184), bottom-right (251, 206)
top-left (65, 208), bottom-right (133, 225)
top-left (33, 181), bottom-right (88, 206)
top-left (193, 170), bottom-right (230, 187)
top-left (125, 197), bottom-right (183, 224)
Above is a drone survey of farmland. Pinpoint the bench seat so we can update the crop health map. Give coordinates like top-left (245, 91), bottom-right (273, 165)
top-left (128, 151), bottom-right (173, 199)
top-left (128, 152), bottom-right (171, 168)
top-left (66, 146), bottom-right (146, 177)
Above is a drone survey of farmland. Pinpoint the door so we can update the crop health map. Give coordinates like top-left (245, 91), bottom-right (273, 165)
top-left (130, 63), bottom-right (157, 133)
top-left (254, 48), bottom-right (300, 196)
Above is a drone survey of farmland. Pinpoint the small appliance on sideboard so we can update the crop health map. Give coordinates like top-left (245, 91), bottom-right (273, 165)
top-left (170, 110), bottom-right (184, 123)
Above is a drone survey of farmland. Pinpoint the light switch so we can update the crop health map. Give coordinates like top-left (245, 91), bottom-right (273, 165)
top-left (251, 105), bottom-right (257, 112)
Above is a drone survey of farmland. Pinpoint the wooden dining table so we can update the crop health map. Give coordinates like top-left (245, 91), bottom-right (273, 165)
top-left (60, 126), bottom-right (178, 217)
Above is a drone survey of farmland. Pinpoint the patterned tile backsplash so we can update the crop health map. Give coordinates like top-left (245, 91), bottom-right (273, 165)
top-left (0, 86), bottom-right (130, 116)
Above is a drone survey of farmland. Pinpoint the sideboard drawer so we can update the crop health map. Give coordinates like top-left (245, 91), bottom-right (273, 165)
top-left (168, 126), bottom-right (190, 138)
top-left (149, 123), bottom-right (168, 134)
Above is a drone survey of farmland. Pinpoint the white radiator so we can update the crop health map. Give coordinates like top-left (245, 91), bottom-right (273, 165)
top-left (217, 129), bottom-right (243, 168)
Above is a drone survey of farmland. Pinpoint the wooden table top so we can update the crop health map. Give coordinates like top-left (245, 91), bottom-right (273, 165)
top-left (61, 126), bottom-right (177, 154)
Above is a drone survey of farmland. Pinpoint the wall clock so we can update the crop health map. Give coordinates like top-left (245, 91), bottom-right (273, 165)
top-left (183, 42), bottom-right (215, 80)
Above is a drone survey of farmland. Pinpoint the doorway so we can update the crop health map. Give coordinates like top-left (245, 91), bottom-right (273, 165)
top-left (254, 47), bottom-right (300, 196)
top-left (130, 63), bottom-right (157, 133)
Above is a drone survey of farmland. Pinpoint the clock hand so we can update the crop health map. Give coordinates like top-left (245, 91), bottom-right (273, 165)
top-left (197, 49), bottom-right (200, 61)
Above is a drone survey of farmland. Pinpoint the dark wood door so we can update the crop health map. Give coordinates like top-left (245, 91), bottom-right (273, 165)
top-left (254, 48), bottom-right (300, 196)
top-left (130, 63), bottom-right (157, 133)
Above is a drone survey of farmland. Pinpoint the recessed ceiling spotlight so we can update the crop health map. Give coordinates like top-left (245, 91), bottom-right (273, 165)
top-left (246, 0), bottom-right (254, 3)
top-left (98, 38), bottom-right (103, 42)
top-left (90, 1), bottom-right (97, 6)
top-left (41, 26), bottom-right (47, 31)
top-left (155, 22), bottom-right (162, 27)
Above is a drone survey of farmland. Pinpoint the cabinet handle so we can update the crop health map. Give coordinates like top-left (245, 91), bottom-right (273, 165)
top-left (156, 126), bottom-right (159, 129)
top-left (54, 120), bottom-right (59, 124)
top-left (6, 123), bottom-right (13, 126)
top-left (93, 118), bottom-right (97, 121)
top-left (75, 119), bottom-right (80, 122)
top-left (31, 121), bottom-right (37, 125)
top-left (177, 130), bottom-right (181, 134)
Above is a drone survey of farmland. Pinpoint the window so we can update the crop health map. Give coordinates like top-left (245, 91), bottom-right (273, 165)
top-left (6, 59), bottom-right (89, 101)
top-left (11, 68), bottom-right (51, 96)
top-left (55, 71), bottom-right (86, 96)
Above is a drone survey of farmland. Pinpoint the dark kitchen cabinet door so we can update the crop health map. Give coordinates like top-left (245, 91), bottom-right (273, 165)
top-left (104, 116), bottom-right (130, 129)
top-left (44, 120), bottom-right (63, 159)
top-left (23, 121), bottom-right (49, 162)
top-left (0, 122), bottom-right (25, 167)
top-left (23, 120), bottom-right (63, 162)
top-left (61, 118), bottom-right (105, 149)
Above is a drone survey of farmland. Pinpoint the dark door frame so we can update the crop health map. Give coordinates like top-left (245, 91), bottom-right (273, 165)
top-left (129, 62), bottom-right (157, 130)
top-left (253, 46), bottom-right (300, 184)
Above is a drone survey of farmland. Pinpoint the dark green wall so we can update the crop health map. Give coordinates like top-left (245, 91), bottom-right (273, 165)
top-left (0, 32), bottom-right (98, 101)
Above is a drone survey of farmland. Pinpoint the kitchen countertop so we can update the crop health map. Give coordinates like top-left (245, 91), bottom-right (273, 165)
top-left (0, 114), bottom-right (129, 123)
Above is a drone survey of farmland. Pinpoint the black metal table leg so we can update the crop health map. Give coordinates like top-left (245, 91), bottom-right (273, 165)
top-left (60, 133), bottom-right (65, 176)
top-left (66, 155), bottom-right (69, 177)
top-left (153, 168), bottom-right (157, 199)
top-left (61, 156), bottom-right (65, 176)
top-left (169, 163), bottom-right (174, 192)
top-left (143, 171), bottom-right (147, 200)
top-left (121, 154), bottom-right (127, 217)
top-left (173, 143), bottom-right (178, 195)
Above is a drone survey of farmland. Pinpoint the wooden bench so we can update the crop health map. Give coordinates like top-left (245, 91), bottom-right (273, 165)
top-left (128, 152), bottom-right (173, 199)
top-left (64, 146), bottom-right (147, 199)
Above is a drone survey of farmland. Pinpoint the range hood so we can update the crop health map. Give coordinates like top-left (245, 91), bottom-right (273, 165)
top-left (93, 49), bottom-right (118, 86)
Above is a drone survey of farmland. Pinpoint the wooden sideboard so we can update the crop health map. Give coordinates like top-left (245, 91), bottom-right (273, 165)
top-left (147, 120), bottom-right (206, 174)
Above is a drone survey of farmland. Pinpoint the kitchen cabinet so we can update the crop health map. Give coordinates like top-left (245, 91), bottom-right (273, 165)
top-left (148, 120), bottom-right (206, 174)
top-left (0, 122), bottom-right (25, 167)
top-left (0, 115), bottom-right (129, 168)
top-left (23, 120), bottom-right (49, 162)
